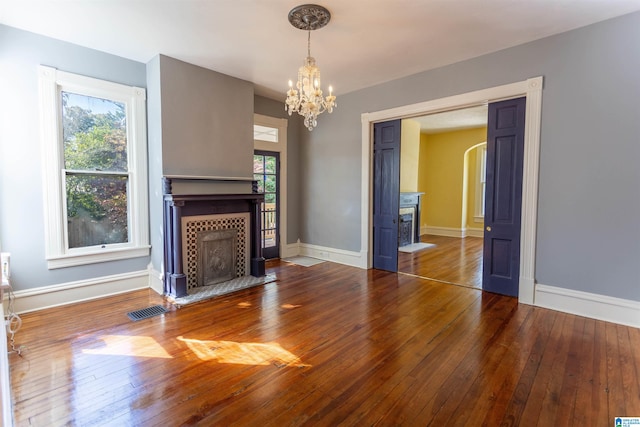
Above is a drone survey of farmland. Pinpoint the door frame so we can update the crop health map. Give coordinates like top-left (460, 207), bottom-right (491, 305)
top-left (254, 113), bottom-right (288, 259)
top-left (254, 149), bottom-right (281, 259)
top-left (361, 77), bottom-right (543, 305)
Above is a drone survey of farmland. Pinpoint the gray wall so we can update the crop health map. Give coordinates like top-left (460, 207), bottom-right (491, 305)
top-left (158, 55), bottom-right (254, 177)
top-left (301, 11), bottom-right (640, 301)
top-left (254, 95), bottom-right (303, 244)
top-left (0, 25), bottom-right (149, 290)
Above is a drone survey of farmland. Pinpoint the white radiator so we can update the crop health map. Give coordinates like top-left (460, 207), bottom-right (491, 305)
top-left (0, 252), bottom-right (13, 427)
top-left (0, 286), bottom-right (14, 426)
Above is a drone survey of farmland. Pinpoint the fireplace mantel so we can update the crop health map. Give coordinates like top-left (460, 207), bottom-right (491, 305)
top-left (163, 177), bottom-right (265, 298)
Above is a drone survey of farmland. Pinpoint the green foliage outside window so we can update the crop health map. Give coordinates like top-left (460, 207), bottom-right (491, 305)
top-left (62, 92), bottom-right (129, 247)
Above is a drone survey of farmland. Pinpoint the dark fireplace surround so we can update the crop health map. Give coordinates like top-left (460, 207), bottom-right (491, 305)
top-left (162, 176), bottom-right (265, 298)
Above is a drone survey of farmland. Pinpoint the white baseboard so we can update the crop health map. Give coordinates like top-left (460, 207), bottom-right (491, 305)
top-left (519, 276), bottom-right (535, 306)
top-left (148, 265), bottom-right (164, 295)
top-left (299, 243), bottom-right (367, 269)
top-left (421, 226), bottom-right (463, 238)
top-left (11, 270), bottom-right (149, 314)
top-left (281, 241), bottom-right (301, 259)
top-left (421, 226), bottom-right (483, 238)
top-left (465, 228), bottom-right (484, 238)
top-left (535, 283), bottom-right (640, 328)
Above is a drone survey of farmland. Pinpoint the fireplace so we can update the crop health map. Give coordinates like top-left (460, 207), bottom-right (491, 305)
top-left (399, 208), bottom-right (414, 247)
top-left (399, 192), bottom-right (424, 246)
top-left (162, 176), bottom-right (265, 298)
top-left (182, 213), bottom-right (250, 290)
top-left (197, 228), bottom-right (238, 287)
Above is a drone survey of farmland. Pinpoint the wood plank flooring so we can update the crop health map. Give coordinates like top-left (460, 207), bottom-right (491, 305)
top-left (398, 234), bottom-right (483, 288)
top-left (8, 260), bottom-right (640, 426)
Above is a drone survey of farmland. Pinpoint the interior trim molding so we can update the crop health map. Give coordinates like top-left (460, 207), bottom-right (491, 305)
top-left (282, 241), bottom-right (301, 259)
top-left (299, 243), bottom-right (367, 269)
top-left (535, 283), bottom-right (640, 328)
top-left (10, 270), bottom-right (149, 314)
top-left (148, 265), bottom-right (164, 295)
top-left (361, 76), bottom-right (543, 305)
top-left (464, 228), bottom-right (484, 238)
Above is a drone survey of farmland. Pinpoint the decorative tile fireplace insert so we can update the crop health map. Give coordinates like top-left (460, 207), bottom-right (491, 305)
top-left (163, 176), bottom-right (265, 298)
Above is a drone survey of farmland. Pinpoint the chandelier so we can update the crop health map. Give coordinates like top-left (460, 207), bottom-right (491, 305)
top-left (285, 4), bottom-right (337, 131)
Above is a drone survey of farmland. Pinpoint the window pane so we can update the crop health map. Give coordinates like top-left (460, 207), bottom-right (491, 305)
top-left (253, 155), bottom-right (263, 172)
top-left (264, 175), bottom-right (276, 193)
top-left (265, 193), bottom-right (276, 204)
top-left (264, 229), bottom-right (276, 247)
top-left (62, 92), bottom-right (127, 172)
top-left (253, 125), bottom-right (278, 142)
top-left (66, 173), bottom-right (128, 248)
top-left (265, 156), bottom-right (276, 173)
top-left (254, 174), bottom-right (264, 192)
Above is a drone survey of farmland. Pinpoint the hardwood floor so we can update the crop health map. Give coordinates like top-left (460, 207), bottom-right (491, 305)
top-left (9, 260), bottom-right (640, 426)
top-left (399, 234), bottom-right (483, 288)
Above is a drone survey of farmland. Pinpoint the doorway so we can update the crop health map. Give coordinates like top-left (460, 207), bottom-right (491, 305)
top-left (362, 77), bottom-right (543, 304)
top-left (253, 150), bottom-right (280, 259)
top-left (254, 114), bottom-right (288, 260)
top-left (397, 109), bottom-right (488, 289)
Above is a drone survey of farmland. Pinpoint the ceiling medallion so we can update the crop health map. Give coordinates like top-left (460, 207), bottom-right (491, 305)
top-left (284, 4), bottom-right (336, 131)
top-left (288, 4), bottom-right (331, 30)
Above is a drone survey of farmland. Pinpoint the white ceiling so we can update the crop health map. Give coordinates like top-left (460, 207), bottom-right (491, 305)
top-left (2, 0), bottom-right (640, 103)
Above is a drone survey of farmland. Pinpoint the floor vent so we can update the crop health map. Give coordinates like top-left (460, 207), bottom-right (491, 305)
top-left (127, 305), bottom-right (168, 322)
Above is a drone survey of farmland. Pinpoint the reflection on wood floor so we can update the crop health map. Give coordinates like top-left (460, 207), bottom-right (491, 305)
top-left (8, 259), bottom-right (640, 425)
top-left (398, 234), bottom-right (483, 288)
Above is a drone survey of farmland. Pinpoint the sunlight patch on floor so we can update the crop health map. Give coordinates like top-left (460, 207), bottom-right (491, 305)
top-left (178, 337), bottom-right (310, 367)
top-left (82, 335), bottom-right (173, 358)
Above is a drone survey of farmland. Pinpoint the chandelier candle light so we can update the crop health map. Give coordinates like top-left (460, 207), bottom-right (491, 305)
top-left (285, 4), bottom-right (336, 131)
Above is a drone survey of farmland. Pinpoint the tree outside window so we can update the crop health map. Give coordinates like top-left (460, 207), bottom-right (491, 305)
top-left (62, 92), bottom-right (130, 248)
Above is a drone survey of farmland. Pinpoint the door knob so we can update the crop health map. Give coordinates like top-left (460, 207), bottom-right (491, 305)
top-left (486, 226), bottom-right (492, 231)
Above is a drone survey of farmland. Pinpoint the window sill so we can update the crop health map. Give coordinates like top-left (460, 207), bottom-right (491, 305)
top-left (47, 246), bottom-right (150, 269)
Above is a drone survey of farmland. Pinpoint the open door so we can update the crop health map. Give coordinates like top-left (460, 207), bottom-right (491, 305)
top-left (253, 150), bottom-right (280, 259)
top-left (373, 120), bottom-right (401, 272)
top-left (482, 97), bottom-right (526, 296)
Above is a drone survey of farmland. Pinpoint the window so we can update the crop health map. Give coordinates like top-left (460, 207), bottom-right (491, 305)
top-left (474, 144), bottom-right (487, 220)
top-left (39, 66), bottom-right (149, 269)
top-left (253, 124), bottom-right (278, 143)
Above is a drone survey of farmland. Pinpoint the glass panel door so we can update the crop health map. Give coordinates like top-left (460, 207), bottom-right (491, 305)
top-left (253, 151), bottom-right (280, 259)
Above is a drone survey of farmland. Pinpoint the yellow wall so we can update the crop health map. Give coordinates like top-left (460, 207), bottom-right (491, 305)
top-left (417, 127), bottom-right (487, 231)
top-left (400, 119), bottom-right (421, 192)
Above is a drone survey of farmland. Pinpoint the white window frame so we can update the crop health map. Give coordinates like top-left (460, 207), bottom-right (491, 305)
top-left (39, 66), bottom-right (149, 269)
top-left (474, 143), bottom-right (487, 221)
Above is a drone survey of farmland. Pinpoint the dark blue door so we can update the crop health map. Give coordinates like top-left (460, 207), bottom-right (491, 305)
top-left (373, 120), bottom-right (401, 272)
top-left (483, 97), bottom-right (526, 297)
